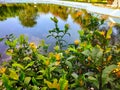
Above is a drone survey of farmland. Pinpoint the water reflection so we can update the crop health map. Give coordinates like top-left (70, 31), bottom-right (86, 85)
top-left (19, 5), bottom-right (38, 27)
top-left (0, 3), bottom-right (120, 62)
top-left (0, 3), bottom-right (80, 62)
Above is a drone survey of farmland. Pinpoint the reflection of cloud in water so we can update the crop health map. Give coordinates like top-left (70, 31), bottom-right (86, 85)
top-left (29, 36), bottom-right (42, 45)
top-left (0, 42), bottom-right (10, 63)
top-left (112, 27), bottom-right (118, 35)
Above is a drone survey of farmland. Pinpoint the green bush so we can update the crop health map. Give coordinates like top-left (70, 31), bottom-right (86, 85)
top-left (0, 17), bottom-right (120, 90)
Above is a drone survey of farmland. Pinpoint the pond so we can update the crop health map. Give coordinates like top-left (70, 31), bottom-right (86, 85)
top-left (0, 2), bottom-right (120, 62)
top-left (0, 3), bottom-right (81, 61)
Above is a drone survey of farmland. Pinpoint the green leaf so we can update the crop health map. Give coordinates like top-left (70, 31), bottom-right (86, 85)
top-left (24, 77), bottom-right (31, 85)
top-left (49, 67), bottom-right (56, 72)
top-left (18, 34), bottom-right (26, 45)
top-left (65, 60), bottom-right (72, 70)
top-left (91, 47), bottom-right (103, 59)
top-left (2, 74), bottom-right (12, 90)
top-left (102, 65), bottom-right (117, 77)
top-left (25, 61), bottom-right (34, 70)
top-left (17, 87), bottom-right (22, 90)
top-left (82, 50), bottom-right (90, 56)
top-left (23, 57), bottom-right (31, 61)
top-left (102, 65), bottom-right (117, 87)
top-left (12, 63), bottom-right (24, 70)
top-left (26, 71), bottom-right (35, 76)
top-left (66, 56), bottom-right (75, 61)
top-left (5, 39), bottom-right (17, 47)
top-left (71, 72), bottom-right (78, 79)
top-left (19, 71), bottom-right (25, 81)
top-left (36, 75), bottom-right (43, 80)
top-left (32, 86), bottom-right (39, 90)
top-left (41, 87), bottom-right (47, 90)
top-left (68, 47), bottom-right (77, 53)
top-left (51, 17), bottom-right (58, 23)
top-left (87, 76), bottom-right (99, 89)
top-left (64, 24), bottom-right (69, 32)
top-left (78, 30), bottom-right (84, 36)
top-left (38, 54), bottom-right (48, 61)
top-left (59, 78), bottom-right (68, 90)
top-left (32, 77), bottom-right (38, 85)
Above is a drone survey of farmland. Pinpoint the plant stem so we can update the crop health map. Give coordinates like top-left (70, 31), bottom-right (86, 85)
top-left (99, 69), bottom-right (102, 90)
top-left (99, 43), bottom-right (105, 90)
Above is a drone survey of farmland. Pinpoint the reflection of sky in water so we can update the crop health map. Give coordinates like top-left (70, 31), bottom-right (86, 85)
top-left (0, 12), bottom-right (80, 61)
top-left (0, 13), bottom-right (80, 42)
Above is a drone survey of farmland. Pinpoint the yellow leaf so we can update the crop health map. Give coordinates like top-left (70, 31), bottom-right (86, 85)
top-left (44, 79), bottom-right (60, 90)
top-left (117, 62), bottom-right (120, 66)
top-left (105, 48), bottom-right (111, 53)
top-left (79, 80), bottom-right (84, 86)
top-left (44, 79), bottom-right (53, 88)
top-left (6, 49), bottom-right (13, 56)
top-left (107, 55), bottom-right (112, 61)
top-left (45, 60), bottom-right (50, 66)
top-left (55, 61), bottom-right (60, 66)
top-left (9, 70), bottom-right (19, 80)
top-left (100, 31), bottom-right (105, 36)
top-left (106, 28), bottom-right (112, 39)
top-left (0, 67), bottom-right (6, 74)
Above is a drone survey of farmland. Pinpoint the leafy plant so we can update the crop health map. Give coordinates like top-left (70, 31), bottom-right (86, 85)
top-left (0, 17), bottom-right (120, 90)
top-left (47, 17), bottom-right (70, 49)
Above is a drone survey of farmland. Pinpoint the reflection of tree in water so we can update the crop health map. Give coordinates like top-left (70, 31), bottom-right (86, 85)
top-left (0, 4), bottom-right (69, 26)
top-left (0, 4), bottom-right (38, 27)
top-left (37, 4), bottom-right (50, 14)
top-left (0, 4), bottom-right (22, 21)
top-left (71, 9), bottom-right (100, 30)
top-left (19, 5), bottom-right (38, 27)
top-left (49, 5), bottom-right (69, 21)
top-left (37, 4), bottom-right (69, 21)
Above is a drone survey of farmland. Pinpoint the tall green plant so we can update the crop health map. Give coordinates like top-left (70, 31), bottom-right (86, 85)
top-left (47, 17), bottom-right (70, 49)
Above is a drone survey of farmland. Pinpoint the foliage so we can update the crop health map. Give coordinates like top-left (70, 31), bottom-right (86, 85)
top-left (0, 17), bottom-right (120, 90)
top-left (47, 17), bottom-right (70, 49)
